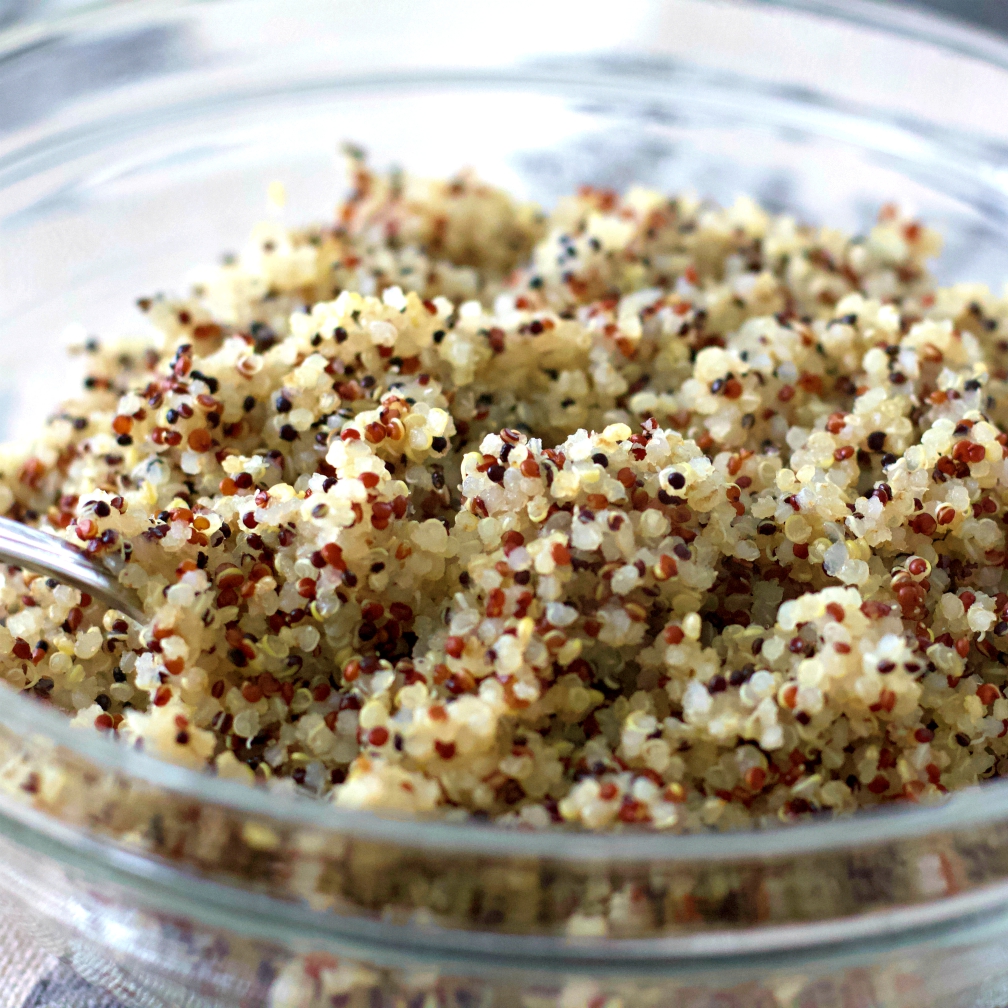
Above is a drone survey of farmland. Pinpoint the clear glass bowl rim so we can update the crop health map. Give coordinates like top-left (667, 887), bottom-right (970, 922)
top-left (3, 0), bottom-right (1008, 866)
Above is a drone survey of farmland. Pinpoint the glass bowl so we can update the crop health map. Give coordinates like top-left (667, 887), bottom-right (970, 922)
top-left (5, 1), bottom-right (1008, 1005)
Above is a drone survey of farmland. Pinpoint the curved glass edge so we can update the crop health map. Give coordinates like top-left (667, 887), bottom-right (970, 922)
top-left (0, 0), bottom-right (1008, 870)
top-left (5, 793), bottom-right (1008, 969)
top-left (7, 702), bottom-right (1008, 948)
top-left (4, 624), bottom-right (1008, 863)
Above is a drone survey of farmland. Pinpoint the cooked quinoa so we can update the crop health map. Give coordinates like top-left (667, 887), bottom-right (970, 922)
top-left (2, 150), bottom-right (1008, 832)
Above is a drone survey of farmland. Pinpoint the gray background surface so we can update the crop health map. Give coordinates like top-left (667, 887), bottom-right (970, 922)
top-left (912, 0), bottom-right (1008, 33)
top-left (0, 1), bottom-right (1007, 34)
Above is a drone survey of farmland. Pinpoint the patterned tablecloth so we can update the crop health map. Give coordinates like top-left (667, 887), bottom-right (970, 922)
top-left (0, 919), bottom-right (126, 1008)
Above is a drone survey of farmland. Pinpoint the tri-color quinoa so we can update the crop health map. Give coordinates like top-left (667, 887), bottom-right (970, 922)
top-left (2, 151), bottom-right (1008, 832)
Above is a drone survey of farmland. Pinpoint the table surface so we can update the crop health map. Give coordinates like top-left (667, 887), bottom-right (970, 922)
top-left (0, 919), bottom-right (128, 1008)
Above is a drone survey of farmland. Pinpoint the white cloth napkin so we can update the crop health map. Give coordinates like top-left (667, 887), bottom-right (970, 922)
top-left (0, 920), bottom-right (125, 1008)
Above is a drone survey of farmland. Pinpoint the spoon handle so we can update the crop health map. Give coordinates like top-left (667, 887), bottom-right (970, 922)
top-left (0, 517), bottom-right (145, 622)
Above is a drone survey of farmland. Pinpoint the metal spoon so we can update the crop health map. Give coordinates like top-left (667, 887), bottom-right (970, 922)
top-left (0, 516), bottom-right (145, 622)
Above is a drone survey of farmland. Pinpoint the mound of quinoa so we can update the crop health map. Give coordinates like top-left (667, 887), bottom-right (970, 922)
top-left (2, 150), bottom-right (1008, 832)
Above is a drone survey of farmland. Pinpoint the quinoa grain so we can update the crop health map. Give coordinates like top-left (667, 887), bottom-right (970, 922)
top-left (2, 155), bottom-right (1007, 831)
